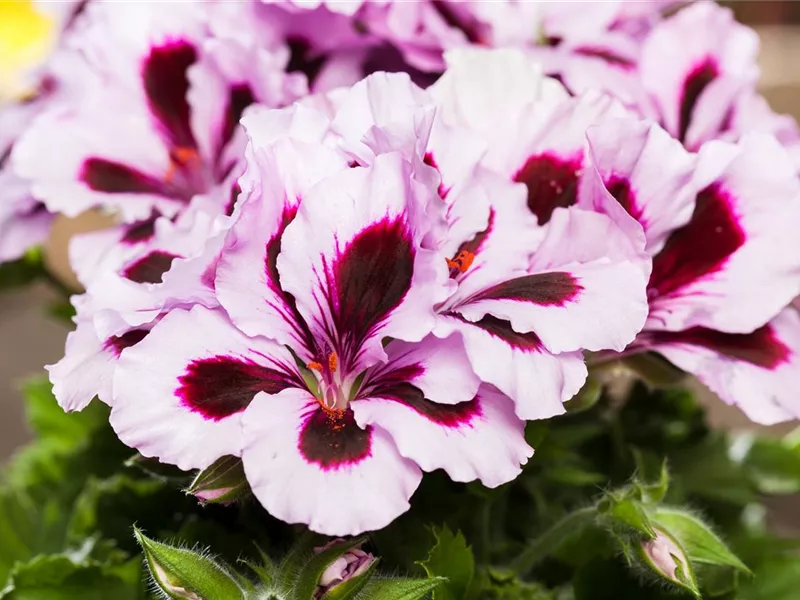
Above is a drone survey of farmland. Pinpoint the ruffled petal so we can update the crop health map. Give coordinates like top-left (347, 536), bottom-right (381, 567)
top-left (455, 207), bottom-right (649, 355)
top-left (242, 387), bottom-right (422, 535)
top-left (111, 306), bottom-right (299, 470)
top-left (647, 134), bottom-right (800, 333)
top-left (352, 383), bottom-right (532, 488)
top-left (435, 314), bottom-right (587, 421)
top-left (650, 308), bottom-right (800, 425)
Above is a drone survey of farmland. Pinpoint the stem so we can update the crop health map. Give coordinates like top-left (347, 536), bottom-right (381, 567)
top-left (509, 507), bottom-right (597, 575)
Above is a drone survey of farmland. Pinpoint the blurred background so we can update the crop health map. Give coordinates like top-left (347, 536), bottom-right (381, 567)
top-left (1, 0), bottom-right (800, 489)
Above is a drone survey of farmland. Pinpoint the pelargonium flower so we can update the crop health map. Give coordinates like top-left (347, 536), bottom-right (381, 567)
top-left (91, 51), bottom-right (649, 533)
top-left (585, 116), bottom-right (800, 424)
top-left (638, 0), bottom-right (760, 151)
top-left (110, 139), bottom-right (532, 535)
top-left (12, 1), bottom-right (305, 246)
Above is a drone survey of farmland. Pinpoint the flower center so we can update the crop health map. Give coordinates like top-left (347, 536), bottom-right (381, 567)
top-left (307, 351), bottom-right (351, 413)
top-left (164, 145), bottom-right (215, 201)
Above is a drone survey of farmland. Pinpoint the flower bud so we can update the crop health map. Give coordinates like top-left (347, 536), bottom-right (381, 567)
top-left (186, 456), bottom-right (249, 505)
top-left (135, 528), bottom-right (244, 600)
top-left (641, 528), bottom-right (692, 584)
top-left (314, 540), bottom-right (376, 598)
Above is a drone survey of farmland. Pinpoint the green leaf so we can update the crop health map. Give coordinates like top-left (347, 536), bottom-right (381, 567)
top-left (134, 528), bottom-right (244, 600)
top-left (320, 558), bottom-right (379, 600)
top-left (417, 526), bottom-right (475, 600)
top-left (68, 475), bottom-right (181, 553)
top-left (738, 556), bottom-right (800, 600)
top-left (0, 554), bottom-right (144, 600)
top-left (289, 537), bottom-right (368, 600)
top-left (649, 508), bottom-right (750, 573)
top-left (358, 577), bottom-right (446, 600)
top-left (20, 378), bottom-right (106, 447)
top-left (740, 434), bottom-right (800, 495)
top-left (185, 456), bottom-right (249, 504)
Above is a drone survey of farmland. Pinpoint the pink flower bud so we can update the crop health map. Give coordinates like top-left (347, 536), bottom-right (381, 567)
top-left (641, 528), bottom-right (690, 583)
top-left (314, 540), bottom-right (375, 598)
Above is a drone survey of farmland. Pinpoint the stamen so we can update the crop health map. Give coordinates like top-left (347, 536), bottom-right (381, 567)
top-left (308, 361), bottom-right (324, 372)
top-left (165, 146), bottom-right (199, 183)
top-left (328, 352), bottom-right (338, 373)
top-left (445, 250), bottom-right (475, 275)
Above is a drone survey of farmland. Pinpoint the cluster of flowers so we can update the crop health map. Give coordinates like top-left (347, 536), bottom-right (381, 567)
top-left (3, 0), bottom-right (800, 536)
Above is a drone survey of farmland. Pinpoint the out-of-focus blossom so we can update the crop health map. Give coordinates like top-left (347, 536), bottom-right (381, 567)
top-left (0, 0), bottom-right (87, 263)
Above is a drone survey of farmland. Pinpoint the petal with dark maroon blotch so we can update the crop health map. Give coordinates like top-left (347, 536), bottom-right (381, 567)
top-left (242, 387), bottom-right (422, 536)
top-left (111, 306), bottom-right (300, 470)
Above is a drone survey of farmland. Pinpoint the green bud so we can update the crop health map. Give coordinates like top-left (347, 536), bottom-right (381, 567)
top-left (134, 528), bottom-right (244, 600)
top-left (186, 456), bottom-right (249, 504)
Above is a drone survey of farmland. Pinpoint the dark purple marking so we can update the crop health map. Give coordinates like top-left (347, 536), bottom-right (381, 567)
top-left (430, 0), bottom-right (485, 44)
top-left (678, 58), bottom-right (719, 142)
top-left (573, 46), bottom-right (636, 69)
top-left (298, 408), bottom-right (372, 470)
top-left (375, 382), bottom-right (482, 427)
top-left (265, 206), bottom-right (299, 290)
top-left (142, 41), bottom-right (198, 149)
top-left (104, 328), bottom-right (149, 357)
top-left (122, 251), bottom-right (180, 284)
top-left (471, 271), bottom-right (583, 306)
top-left (121, 212), bottom-right (159, 244)
top-left (652, 324), bottom-right (790, 369)
top-left (262, 205), bottom-right (316, 352)
top-left (361, 44), bottom-right (440, 89)
top-left (178, 355), bottom-right (293, 421)
top-left (513, 153), bottom-right (582, 225)
top-left (225, 183), bottom-right (242, 217)
top-left (605, 176), bottom-right (644, 223)
top-left (219, 84), bottom-right (255, 157)
top-left (81, 158), bottom-right (168, 196)
top-left (452, 313), bottom-right (543, 352)
top-left (649, 183), bottom-right (745, 300)
top-left (332, 217), bottom-right (415, 347)
top-left (286, 38), bottom-right (326, 85)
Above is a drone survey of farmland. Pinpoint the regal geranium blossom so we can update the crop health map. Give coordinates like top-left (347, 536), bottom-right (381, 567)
top-left (12, 1), bottom-right (305, 239)
top-left (278, 61), bottom-right (650, 420)
top-left (638, 1), bottom-right (759, 151)
top-left (585, 116), bottom-right (800, 424)
top-left (110, 140), bottom-right (533, 535)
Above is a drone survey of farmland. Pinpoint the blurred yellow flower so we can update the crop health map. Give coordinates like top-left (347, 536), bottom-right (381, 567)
top-left (0, 0), bottom-right (55, 100)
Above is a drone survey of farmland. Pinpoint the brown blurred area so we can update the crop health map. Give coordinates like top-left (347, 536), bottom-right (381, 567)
top-left (2, 1), bottom-right (800, 457)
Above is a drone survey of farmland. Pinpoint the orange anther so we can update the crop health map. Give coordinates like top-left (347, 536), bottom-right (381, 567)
top-left (308, 361), bottom-right (323, 372)
top-left (165, 146), bottom-right (199, 183)
top-left (328, 352), bottom-right (338, 373)
top-left (445, 250), bottom-right (475, 274)
top-left (172, 146), bottom-right (198, 164)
